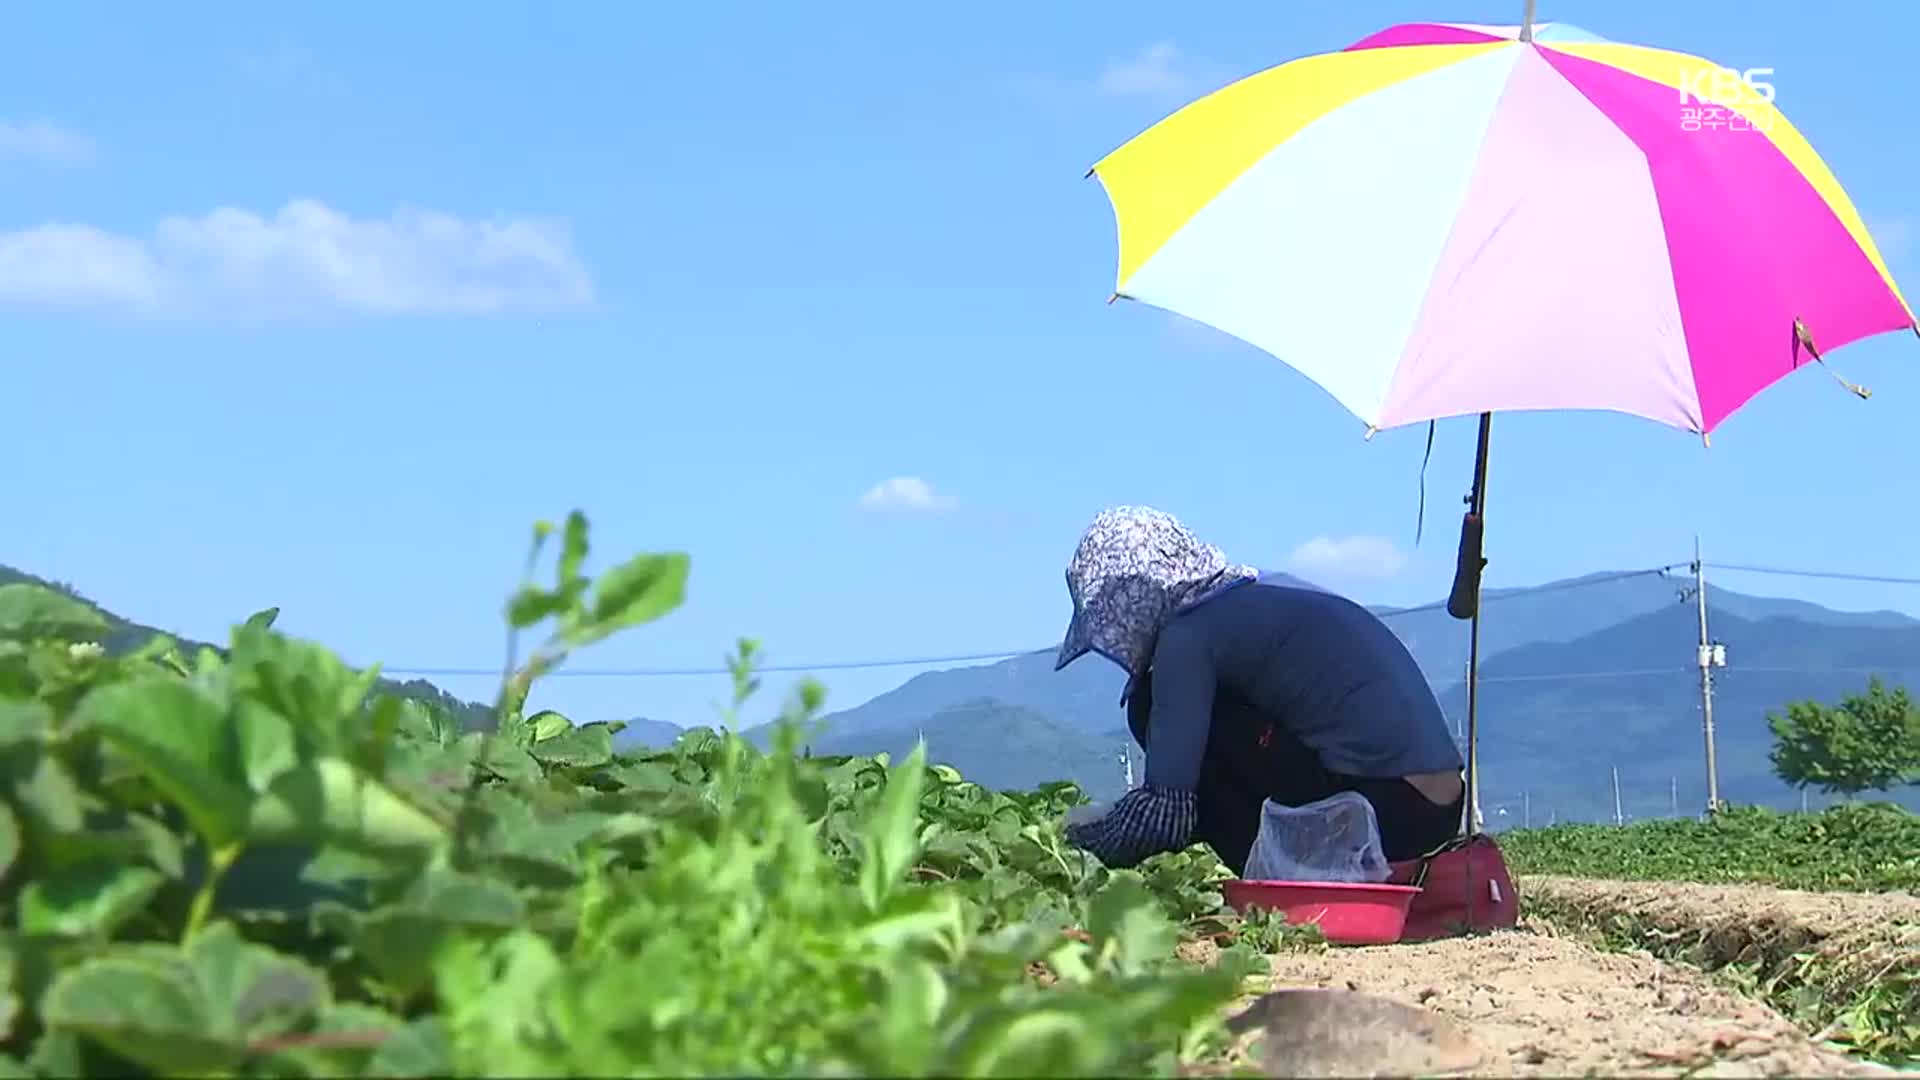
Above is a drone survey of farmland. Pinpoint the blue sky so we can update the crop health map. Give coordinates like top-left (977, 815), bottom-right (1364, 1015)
top-left (3, 1), bottom-right (1916, 730)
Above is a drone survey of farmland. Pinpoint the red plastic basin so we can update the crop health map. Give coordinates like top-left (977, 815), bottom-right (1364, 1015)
top-left (1221, 880), bottom-right (1422, 946)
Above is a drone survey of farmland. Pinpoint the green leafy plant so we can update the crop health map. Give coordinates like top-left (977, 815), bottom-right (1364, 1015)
top-left (0, 512), bottom-right (1285, 1077)
top-left (1767, 678), bottom-right (1920, 798)
top-left (1502, 802), bottom-right (1920, 893)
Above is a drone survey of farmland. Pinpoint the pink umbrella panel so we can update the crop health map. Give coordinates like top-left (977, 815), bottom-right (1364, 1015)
top-left (1090, 20), bottom-right (1915, 440)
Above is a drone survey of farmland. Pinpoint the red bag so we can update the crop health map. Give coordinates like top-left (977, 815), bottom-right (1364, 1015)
top-left (1386, 833), bottom-right (1519, 941)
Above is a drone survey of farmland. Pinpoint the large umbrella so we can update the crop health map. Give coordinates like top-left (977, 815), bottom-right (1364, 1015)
top-left (1088, 8), bottom-right (1915, 826)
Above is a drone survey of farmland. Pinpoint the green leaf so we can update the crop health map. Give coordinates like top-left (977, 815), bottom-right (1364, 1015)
top-left (367, 1017), bottom-right (451, 1077)
top-left (527, 709), bottom-right (573, 742)
top-left (406, 869), bottom-right (527, 927)
top-left (39, 928), bottom-right (333, 1069)
top-left (859, 744), bottom-right (927, 911)
top-left (557, 510), bottom-right (590, 588)
top-left (1090, 871), bottom-right (1184, 973)
top-left (0, 585), bottom-right (107, 642)
top-left (568, 552), bottom-right (690, 645)
top-left (354, 912), bottom-right (450, 999)
top-left (226, 627), bottom-right (379, 753)
top-left (6, 742), bottom-right (87, 839)
top-left (243, 607), bottom-right (280, 631)
top-left (0, 804), bottom-right (17, 888)
top-left (186, 921), bottom-right (330, 1045)
top-left (392, 698), bottom-right (446, 744)
top-left (527, 723), bottom-right (613, 769)
top-left (0, 701), bottom-right (49, 748)
top-left (17, 862), bottom-right (164, 939)
top-left (477, 743), bottom-right (542, 784)
top-left (487, 812), bottom-right (610, 887)
top-left (249, 757), bottom-right (448, 855)
top-left (25, 1030), bottom-right (83, 1077)
top-left (236, 703), bottom-right (299, 792)
top-left (612, 760), bottom-right (677, 792)
top-left (76, 681), bottom-right (252, 847)
top-left (40, 953), bottom-right (233, 1072)
top-left (505, 585), bottom-right (569, 629)
top-left (41, 928), bottom-right (331, 1071)
top-left (356, 872), bottom-right (526, 998)
top-left (252, 1002), bottom-right (405, 1076)
top-left (0, 938), bottom-right (19, 1043)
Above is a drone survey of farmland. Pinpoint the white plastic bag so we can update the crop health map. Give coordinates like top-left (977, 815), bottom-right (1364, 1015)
top-left (1242, 791), bottom-right (1392, 883)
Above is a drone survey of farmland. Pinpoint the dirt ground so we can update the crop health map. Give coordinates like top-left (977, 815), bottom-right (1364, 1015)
top-left (1521, 873), bottom-right (1920, 941)
top-left (1211, 877), bottom-right (1917, 1077)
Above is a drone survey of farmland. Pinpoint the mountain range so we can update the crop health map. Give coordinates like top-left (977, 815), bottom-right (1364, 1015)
top-left (727, 570), bottom-right (1920, 821)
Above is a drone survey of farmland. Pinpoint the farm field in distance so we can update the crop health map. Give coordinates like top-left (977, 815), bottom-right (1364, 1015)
top-left (0, 517), bottom-right (1912, 1077)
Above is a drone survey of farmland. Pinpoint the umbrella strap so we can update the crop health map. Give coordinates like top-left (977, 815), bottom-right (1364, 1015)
top-left (1796, 317), bottom-right (1872, 400)
top-left (1413, 421), bottom-right (1436, 546)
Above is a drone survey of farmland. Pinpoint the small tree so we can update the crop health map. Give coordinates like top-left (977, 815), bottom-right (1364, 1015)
top-left (1767, 677), bottom-right (1920, 798)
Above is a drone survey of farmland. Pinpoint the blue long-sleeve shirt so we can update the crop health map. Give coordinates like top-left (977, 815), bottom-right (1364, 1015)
top-left (1066, 573), bottom-right (1462, 868)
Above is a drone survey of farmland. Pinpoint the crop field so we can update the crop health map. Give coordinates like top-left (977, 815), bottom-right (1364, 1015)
top-left (0, 515), bottom-right (1911, 1077)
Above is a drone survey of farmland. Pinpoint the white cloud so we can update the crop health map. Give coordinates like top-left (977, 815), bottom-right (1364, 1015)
top-left (1285, 535), bottom-right (1409, 580)
top-left (0, 119), bottom-right (98, 164)
top-left (1017, 40), bottom-right (1227, 119)
top-left (1096, 41), bottom-right (1232, 101)
top-left (857, 476), bottom-right (958, 513)
top-left (0, 199), bottom-right (594, 317)
top-left (1097, 42), bottom-right (1192, 97)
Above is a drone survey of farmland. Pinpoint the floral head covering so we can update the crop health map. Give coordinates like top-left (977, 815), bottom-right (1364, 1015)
top-left (1054, 506), bottom-right (1258, 682)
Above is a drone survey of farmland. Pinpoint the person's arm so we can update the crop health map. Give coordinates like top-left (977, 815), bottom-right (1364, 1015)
top-left (1142, 622), bottom-right (1216, 791)
top-left (1064, 622), bottom-right (1214, 868)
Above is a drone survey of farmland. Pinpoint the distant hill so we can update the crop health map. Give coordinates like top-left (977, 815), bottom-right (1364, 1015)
top-left (795, 572), bottom-right (1920, 744)
top-left (1375, 569), bottom-right (1918, 686)
top-left (745, 572), bottom-right (1920, 822)
top-left (1452, 604), bottom-right (1920, 822)
top-left (807, 699), bottom-right (1143, 803)
top-left (613, 717), bottom-right (690, 749)
top-left (0, 564), bottom-right (497, 732)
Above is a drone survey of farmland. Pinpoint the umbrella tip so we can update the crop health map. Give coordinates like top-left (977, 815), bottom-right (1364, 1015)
top-left (1106, 292), bottom-right (1119, 305)
top-left (1363, 425), bottom-right (1378, 441)
top-left (1701, 431), bottom-right (1711, 449)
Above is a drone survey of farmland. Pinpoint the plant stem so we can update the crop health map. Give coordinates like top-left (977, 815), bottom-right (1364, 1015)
top-left (184, 842), bottom-right (242, 942)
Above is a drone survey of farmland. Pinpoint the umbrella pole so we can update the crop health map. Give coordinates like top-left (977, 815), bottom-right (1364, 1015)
top-left (1446, 412), bottom-right (1494, 837)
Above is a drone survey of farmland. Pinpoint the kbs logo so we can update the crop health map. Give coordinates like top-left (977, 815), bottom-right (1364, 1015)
top-left (1676, 66), bottom-right (1775, 134)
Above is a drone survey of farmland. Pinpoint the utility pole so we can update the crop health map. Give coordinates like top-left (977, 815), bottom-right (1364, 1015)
top-left (1692, 537), bottom-right (1722, 813)
top-left (1611, 765), bottom-right (1625, 826)
top-left (1121, 743), bottom-right (1135, 789)
top-left (1670, 775), bottom-right (1679, 818)
top-left (1523, 790), bottom-right (1531, 830)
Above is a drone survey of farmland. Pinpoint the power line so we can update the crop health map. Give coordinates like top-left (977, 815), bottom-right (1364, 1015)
top-left (1478, 668), bottom-right (1685, 684)
top-left (379, 561), bottom-right (1690, 680)
top-left (383, 650), bottom-right (1036, 679)
top-left (372, 558), bottom-right (1918, 681)
top-left (1374, 564), bottom-right (1686, 618)
top-left (1719, 664), bottom-right (1920, 675)
top-left (1705, 561), bottom-right (1920, 587)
